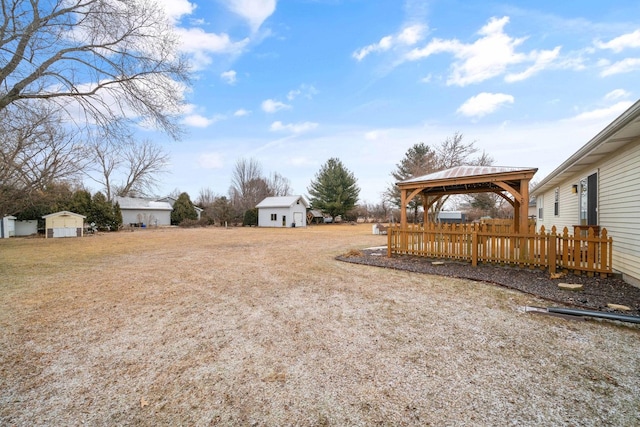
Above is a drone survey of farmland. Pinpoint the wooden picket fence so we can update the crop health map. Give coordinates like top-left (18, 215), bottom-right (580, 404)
top-left (387, 223), bottom-right (613, 277)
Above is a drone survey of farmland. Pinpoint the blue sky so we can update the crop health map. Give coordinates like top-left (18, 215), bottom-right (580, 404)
top-left (145, 0), bottom-right (640, 204)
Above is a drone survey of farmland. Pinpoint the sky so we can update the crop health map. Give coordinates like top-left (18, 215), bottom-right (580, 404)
top-left (139, 0), bottom-right (640, 204)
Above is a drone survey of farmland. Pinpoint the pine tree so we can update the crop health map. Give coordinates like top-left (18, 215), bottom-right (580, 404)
top-left (171, 192), bottom-right (197, 225)
top-left (385, 143), bottom-right (437, 222)
top-left (307, 158), bottom-right (360, 220)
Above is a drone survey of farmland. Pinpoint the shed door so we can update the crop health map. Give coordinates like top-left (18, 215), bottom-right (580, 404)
top-left (294, 212), bottom-right (303, 226)
top-left (53, 227), bottom-right (77, 238)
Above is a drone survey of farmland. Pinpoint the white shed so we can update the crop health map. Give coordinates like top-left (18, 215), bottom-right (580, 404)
top-left (256, 196), bottom-right (309, 228)
top-left (42, 211), bottom-right (85, 238)
top-left (1, 216), bottom-right (16, 238)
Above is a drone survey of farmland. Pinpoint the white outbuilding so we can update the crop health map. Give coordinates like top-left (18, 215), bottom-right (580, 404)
top-left (256, 196), bottom-right (309, 228)
top-left (114, 196), bottom-right (173, 227)
top-left (1, 216), bottom-right (16, 238)
top-left (42, 211), bottom-right (86, 238)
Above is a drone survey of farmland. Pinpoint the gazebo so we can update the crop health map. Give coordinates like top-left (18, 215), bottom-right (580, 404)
top-left (396, 165), bottom-right (538, 233)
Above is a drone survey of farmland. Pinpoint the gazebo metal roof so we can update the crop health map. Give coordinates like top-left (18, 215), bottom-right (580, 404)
top-left (396, 165), bottom-right (538, 233)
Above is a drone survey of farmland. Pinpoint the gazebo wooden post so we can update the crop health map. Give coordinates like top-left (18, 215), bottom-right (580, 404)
top-left (400, 189), bottom-right (408, 227)
top-left (519, 178), bottom-right (530, 234)
top-left (423, 196), bottom-right (428, 226)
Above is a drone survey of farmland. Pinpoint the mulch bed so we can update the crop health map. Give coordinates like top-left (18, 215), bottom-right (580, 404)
top-left (337, 248), bottom-right (640, 318)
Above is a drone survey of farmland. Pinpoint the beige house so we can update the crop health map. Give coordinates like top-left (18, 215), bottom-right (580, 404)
top-left (532, 100), bottom-right (640, 285)
top-left (42, 211), bottom-right (86, 238)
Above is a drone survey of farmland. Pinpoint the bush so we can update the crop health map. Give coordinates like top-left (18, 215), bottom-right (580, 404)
top-left (243, 208), bottom-right (258, 226)
top-left (178, 218), bottom-right (209, 228)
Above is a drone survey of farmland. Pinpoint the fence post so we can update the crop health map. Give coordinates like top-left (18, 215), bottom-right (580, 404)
top-left (387, 226), bottom-right (392, 258)
top-left (549, 226), bottom-right (557, 275)
top-left (472, 230), bottom-right (478, 267)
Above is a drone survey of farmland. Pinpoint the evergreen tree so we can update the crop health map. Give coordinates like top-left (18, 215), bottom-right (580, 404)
top-left (243, 208), bottom-right (258, 226)
top-left (171, 192), bottom-right (197, 225)
top-left (90, 192), bottom-right (118, 230)
top-left (307, 158), bottom-right (360, 220)
top-left (113, 202), bottom-right (123, 229)
top-left (68, 190), bottom-right (93, 217)
top-left (385, 143), bottom-right (437, 222)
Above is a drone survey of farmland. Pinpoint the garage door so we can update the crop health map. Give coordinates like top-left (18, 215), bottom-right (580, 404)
top-left (53, 227), bottom-right (77, 238)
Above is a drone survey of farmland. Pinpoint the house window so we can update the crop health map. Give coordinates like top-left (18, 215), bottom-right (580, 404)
top-left (554, 188), bottom-right (559, 216)
top-left (270, 213), bottom-right (277, 221)
top-left (538, 195), bottom-right (543, 220)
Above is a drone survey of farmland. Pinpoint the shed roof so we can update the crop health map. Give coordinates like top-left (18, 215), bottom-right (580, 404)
top-left (532, 99), bottom-right (640, 195)
top-left (256, 196), bottom-right (309, 209)
top-left (42, 211), bottom-right (86, 219)
top-left (114, 196), bottom-right (173, 211)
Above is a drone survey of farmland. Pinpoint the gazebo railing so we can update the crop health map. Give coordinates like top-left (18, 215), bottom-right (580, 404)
top-left (387, 223), bottom-right (613, 277)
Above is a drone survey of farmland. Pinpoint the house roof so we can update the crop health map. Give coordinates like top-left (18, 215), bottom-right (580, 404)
top-left (156, 196), bottom-right (203, 212)
top-left (114, 196), bottom-right (173, 211)
top-left (256, 196), bottom-right (309, 209)
top-left (532, 99), bottom-right (640, 195)
top-left (42, 211), bottom-right (86, 219)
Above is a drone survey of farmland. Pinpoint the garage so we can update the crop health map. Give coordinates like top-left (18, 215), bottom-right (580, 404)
top-left (42, 211), bottom-right (86, 238)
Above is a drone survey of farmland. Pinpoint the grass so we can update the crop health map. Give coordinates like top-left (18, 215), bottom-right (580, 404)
top-left (1, 224), bottom-right (639, 426)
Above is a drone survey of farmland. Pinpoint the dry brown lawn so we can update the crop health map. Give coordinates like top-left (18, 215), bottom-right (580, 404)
top-left (1, 224), bottom-right (639, 426)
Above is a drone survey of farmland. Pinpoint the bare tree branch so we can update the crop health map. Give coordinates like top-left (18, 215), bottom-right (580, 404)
top-left (0, 0), bottom-right (189, 138)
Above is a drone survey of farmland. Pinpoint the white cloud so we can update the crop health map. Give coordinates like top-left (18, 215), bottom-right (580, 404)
top-left (261, 99), bottom-right (291, 113)
top-left (353, 24), bottom-right (426, 61)
top-left (221, 0), bottom-right (277, 32)
top-left (197, 152), bottom-right (224, 169)
top-left (600, 57), bottom-right (640, 76)
top-left (505, 46), bottom-right (561, 82)
top-left (595, 29), bottom-right (640, 53)
top-left (176, 27), bottom-right (249, 70)
top-left (568, 101), bottom-right (633, 122)
top-left (287, 84), bottom-right (319, 101)
top-left (270, 121), bottom-right (318, 134)
top-left (155, 0), bottom-right (197, 23)
top-left (605, 89), bottom-right (630, 101)
top-left (406, 16), bottom-right (560, 86)
top-left (220, 70), bottom-right (237, 85)
top-left (234, 109), bottom-right (250, 116)
top-left (457, 92), bottom-right (514, 118)
top-left (182, 114), bottom-right (226, 127)
top-left (364, 130), bottom-right (388, 141)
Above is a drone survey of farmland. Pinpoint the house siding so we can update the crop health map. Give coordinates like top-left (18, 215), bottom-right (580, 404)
top-left (599, 138), bottom-right (640, 283)
top-left (121, 210), bottom-right (171, 227)
top-left (536, 137), bottom-right (640, 284)
top-left (537, 175), bottom-right (586, 233)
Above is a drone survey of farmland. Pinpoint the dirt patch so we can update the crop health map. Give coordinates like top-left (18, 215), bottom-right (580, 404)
top-left (337, 248), bottom-right (640, 317)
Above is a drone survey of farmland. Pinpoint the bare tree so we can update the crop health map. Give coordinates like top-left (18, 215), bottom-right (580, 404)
top-left (196, 187), bottom-right (218, 207)
top-left (229, 158), bottom-right (268, 212)
top-left (0, 104), bottom-right (89, 215)
top-left (267, 172), bottom-right (292, 196)
top-left (0, 0), bottom-right (189, 138)
top-left (88, 139), bottom-right (169, 199)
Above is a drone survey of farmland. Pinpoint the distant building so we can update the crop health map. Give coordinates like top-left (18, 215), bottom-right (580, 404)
top-left (437, 211), bottom-right (466, 224)
top-left (114, 196), bottom-right (173, 227)
top-left (256, 196), bottom-right (309, 228)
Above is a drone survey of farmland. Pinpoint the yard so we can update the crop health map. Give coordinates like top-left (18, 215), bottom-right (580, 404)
top-left (1, 225), bottom-right (639, 425)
